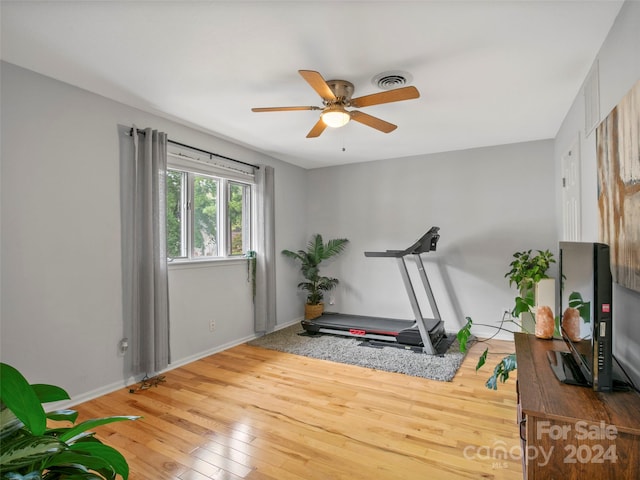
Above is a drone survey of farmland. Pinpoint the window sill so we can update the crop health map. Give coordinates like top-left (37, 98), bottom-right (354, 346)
top-left (168, 257), bottom-right (247, 270)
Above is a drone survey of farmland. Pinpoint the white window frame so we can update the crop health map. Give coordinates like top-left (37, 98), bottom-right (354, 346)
top-left (167, 150), bottom-right (254, 263)
top-left (227, 180), bottom-right (252, 256)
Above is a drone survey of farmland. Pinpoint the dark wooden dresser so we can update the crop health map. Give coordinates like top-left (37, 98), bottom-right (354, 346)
top-left (514, 332), bottom-right (640, 479)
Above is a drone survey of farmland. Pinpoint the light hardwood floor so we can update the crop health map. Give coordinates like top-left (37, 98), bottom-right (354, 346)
top-left (75, 336), bottom-right (521, 480)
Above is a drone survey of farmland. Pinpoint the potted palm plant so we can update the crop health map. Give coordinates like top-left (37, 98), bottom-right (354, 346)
top-left (282, 234), bottom-right (349, 320)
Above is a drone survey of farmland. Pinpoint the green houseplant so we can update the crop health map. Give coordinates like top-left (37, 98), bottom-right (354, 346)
top-left (457, 249), bottom-right (556, 390)
top-left (244, 250), bottom-right (257, 302)
top-left (282, 234), bottom-right (349, 319)
top-left (457, 317), bottom-right (518, 390)
top-left (0, 362), bottom-right (138, 479)
top-left (505, 249), bottom-right (555, 318)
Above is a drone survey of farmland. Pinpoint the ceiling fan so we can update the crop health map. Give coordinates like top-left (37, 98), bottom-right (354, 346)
top-left (251, 70), bottom-right (420, 138)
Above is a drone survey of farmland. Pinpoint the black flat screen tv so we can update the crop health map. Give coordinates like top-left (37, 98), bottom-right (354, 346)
top-left (547, 242), bottom-right (613, 392)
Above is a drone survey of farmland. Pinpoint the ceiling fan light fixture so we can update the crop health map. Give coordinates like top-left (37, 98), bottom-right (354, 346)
top-left (252, 70), bottom-right (420, 137)
top-left (321, 105), bottom-right (350, 128)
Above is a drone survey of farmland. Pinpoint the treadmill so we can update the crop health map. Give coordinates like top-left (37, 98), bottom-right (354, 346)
top-left (301, 227), bottom-right (447, 354)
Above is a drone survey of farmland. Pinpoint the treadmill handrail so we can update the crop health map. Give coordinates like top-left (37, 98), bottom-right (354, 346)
top-left (364, 226), bottom-right (440, 257)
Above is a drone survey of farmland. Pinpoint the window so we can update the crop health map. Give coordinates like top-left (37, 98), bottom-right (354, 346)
top-left (228, 181), bottom-right (251, 256)
top-left (166, 153), bottom-right (253, 261)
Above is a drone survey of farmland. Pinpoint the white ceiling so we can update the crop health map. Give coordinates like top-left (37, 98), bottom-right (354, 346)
top-left (1, 1), bottom-right (624, 169)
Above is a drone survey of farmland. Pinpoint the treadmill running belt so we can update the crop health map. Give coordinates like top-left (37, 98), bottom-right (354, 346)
top-left (307, 312), bottom-right (414, 335)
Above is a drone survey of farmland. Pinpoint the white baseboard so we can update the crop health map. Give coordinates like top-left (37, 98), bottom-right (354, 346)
top-left (470, 326), bottom-right (516, 342)
top-left (55, 318), bottom-right (303, 410)
top-left (272, 318), bottom-right (303, 331)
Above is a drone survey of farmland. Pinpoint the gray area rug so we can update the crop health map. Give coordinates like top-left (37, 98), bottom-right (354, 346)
top-left (248, 324), bottom-right (470, 382)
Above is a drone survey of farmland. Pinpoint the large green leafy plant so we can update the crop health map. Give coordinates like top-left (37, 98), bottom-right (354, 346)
top-left (282, 234), bottom-right (349, 305)
top-left (0, 363), bottom-right (138, 479)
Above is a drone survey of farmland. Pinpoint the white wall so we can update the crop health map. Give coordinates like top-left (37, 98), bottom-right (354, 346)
top-left (554, 0), bottom-right (640, 385)
top-left (306, 140), bottom-right (556, 339)
top-left (0, 62), bottom-right (307, 401)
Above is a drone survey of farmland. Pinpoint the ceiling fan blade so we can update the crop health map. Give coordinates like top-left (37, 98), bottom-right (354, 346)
top-left (252, 106), bottom-right (320, 112)
top-left (306, 118), bottom-right (328, 138)
top-left (350, 86), bottom-right (420, 108)
top-left (349, 111), bottom-right (397, 133)
top-left (299, 70), bottom-right (336, 101)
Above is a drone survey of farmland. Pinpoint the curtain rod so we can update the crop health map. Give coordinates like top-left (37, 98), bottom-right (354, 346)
top-left (129, 128), bottom-right (260, 170)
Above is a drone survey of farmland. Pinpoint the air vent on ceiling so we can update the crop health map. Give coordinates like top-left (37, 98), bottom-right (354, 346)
top-left (372, 71), bottom-right (413, 90)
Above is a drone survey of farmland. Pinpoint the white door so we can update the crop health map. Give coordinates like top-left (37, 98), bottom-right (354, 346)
top-left (561, 137), bottom-right (581, 241)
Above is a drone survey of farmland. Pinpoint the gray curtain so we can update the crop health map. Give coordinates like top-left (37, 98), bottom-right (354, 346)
top-left (121, 127), bottom-right (170, 374)
top-left (254, 165), bottom-right (277, 333)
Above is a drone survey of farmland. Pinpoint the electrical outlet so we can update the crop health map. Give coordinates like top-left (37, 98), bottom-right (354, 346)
top-left (209, 319), bottom-right (216, 332)
top-left (502, 307), bottom-right (513, 320)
